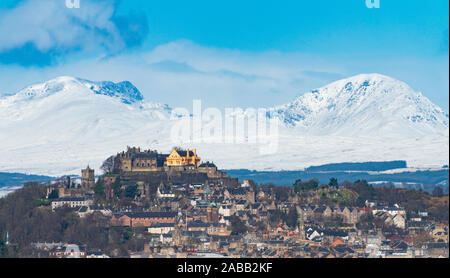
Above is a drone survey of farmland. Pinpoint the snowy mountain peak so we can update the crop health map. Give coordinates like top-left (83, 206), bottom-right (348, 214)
top-left (0, 76), bottom-right (171, 125)
top-left (319, 73), bottom-right (410, 96)
top-left (3, 76), bottom-right (144, 105)
top-left (9, 76), bottom-right (81, 102)
top-left (269, 73), bottom-right (449, 137)
top-left (77, 78), bottom-right (144, 104)
top-left (295, 73), bottom-right (417, 103)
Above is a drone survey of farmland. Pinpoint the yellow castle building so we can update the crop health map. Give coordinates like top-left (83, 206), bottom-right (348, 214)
top-left (166, 148), bottom-right (201, 167)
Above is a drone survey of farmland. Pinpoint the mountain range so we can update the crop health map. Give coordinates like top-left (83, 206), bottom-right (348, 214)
top-left (0, 74), bottom-right (448, 176)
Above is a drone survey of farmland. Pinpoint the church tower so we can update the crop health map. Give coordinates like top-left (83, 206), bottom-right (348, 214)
top-left (81, 166), bottom-right (95, 190)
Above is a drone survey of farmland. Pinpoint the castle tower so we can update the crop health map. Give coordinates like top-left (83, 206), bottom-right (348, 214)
top-left (81, 166), bottom-right (95, 190)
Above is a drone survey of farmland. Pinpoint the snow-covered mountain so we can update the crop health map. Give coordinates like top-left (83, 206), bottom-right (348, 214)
top-left (0, 76), bottom-right (171, 130)
top-left (0, 74), bottom-right (448, 176)
top-left (6, 77), bottom-right (144, 105)
top-left (0, 76), bottom-right (174, 175)
top-left (267, 74), bottom-right (449, 138)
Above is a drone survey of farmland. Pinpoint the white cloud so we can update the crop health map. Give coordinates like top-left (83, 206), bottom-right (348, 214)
top-left (0, 0), bottom-right (124, 53)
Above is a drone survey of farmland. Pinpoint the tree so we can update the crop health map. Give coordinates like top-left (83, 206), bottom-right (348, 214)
top-left (0, 240), bottom-right (7, 257)
top-left (93, 179), bottom-right (105, 198)
top-left (0, 184), bottom-right (120, 257)
top-left (269, 209), bottom-right (286, 225)
top-left (285, 207), bottom-right (299, 228)
top-left (230, 216), bottom-right (247, 235)
top-left (47, 189), bottom-right (59, 200)
top-left (294, 179), bottom-right (319, 192)
top-left (356, 212), bottom-right (374, 231)
top-left (100, 155), bottom-right (115, 174)
top-left (340, 180), bottom-right (352, 188)
top-left (349, 180), bottom-right (375, 201)
top-left (118, 244), bottom-right (129, 258)
top-left (125, 185), bottom-right (138, 199)
top-left (432, 187), bottom-right (444, 198)
top-left (273, 186), bottom-right (290, 202)
top-left (254, 221), bottom-right (266, 232)
top-left (428, 204), bottom-right (449, 222)
top-left (123, 227), bottom-right (133, 241)
top-left (112, 178), bottom-right (122, 198)
top-left (328, 177), bottom-right (338, 187)
top-left (411, 232), bottom-right (433, 248)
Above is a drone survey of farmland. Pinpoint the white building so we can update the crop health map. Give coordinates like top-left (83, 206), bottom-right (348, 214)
top-left (392, 214), bottom-right (406, 229)
top-left (156, 183), bottom-right (175, 199)
top-left (372, 204), bottom-right (406, 217)
top-left (87, 251), bottom-right (110, 258)
top-left (148, 223), bottom-right (175, 235)
top-left (51, 196), bottom-right (93, 210)
top-left (218, 204), bottom-right (234, 217)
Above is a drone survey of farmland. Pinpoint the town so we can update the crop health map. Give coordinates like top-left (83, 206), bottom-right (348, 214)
top-left (0, 147), bottom-right (448, 258)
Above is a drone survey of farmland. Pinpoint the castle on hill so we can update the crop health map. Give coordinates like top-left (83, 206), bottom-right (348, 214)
top-left (112, 146), bottom-right (226, 179)
top-left (46, 147), bottom-right (239, 202)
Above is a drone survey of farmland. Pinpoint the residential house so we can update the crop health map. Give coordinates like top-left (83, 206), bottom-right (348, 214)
top-left (224, 188), bottom-right (255, 204)
top-left (110, 211), bottom-right (177, 227)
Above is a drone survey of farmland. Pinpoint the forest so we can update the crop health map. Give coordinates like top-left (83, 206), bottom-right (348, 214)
top-left (0, 182), bottom-right (144, 258)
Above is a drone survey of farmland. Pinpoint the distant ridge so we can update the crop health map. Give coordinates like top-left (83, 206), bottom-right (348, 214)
top-left (0, 172), bottom-right (54, 187)
top-left (305, 161), bottom-right (408, 172)
top-left (226, 167), bottom-right (449, 194)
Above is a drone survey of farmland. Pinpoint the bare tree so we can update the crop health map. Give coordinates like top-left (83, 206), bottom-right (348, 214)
top-left (100, 155), bottom-right (115, 174)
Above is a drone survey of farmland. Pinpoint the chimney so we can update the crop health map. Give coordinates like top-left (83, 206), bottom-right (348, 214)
top-left (186, 148), bottom-right (190, 158)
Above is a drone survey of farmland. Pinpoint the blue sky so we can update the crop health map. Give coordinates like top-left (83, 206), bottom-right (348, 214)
top-left (0, 0), bottom-right (448, 111)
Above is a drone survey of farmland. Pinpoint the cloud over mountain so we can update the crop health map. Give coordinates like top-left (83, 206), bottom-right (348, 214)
top-left (0, 0), bottom-right (149, 66)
